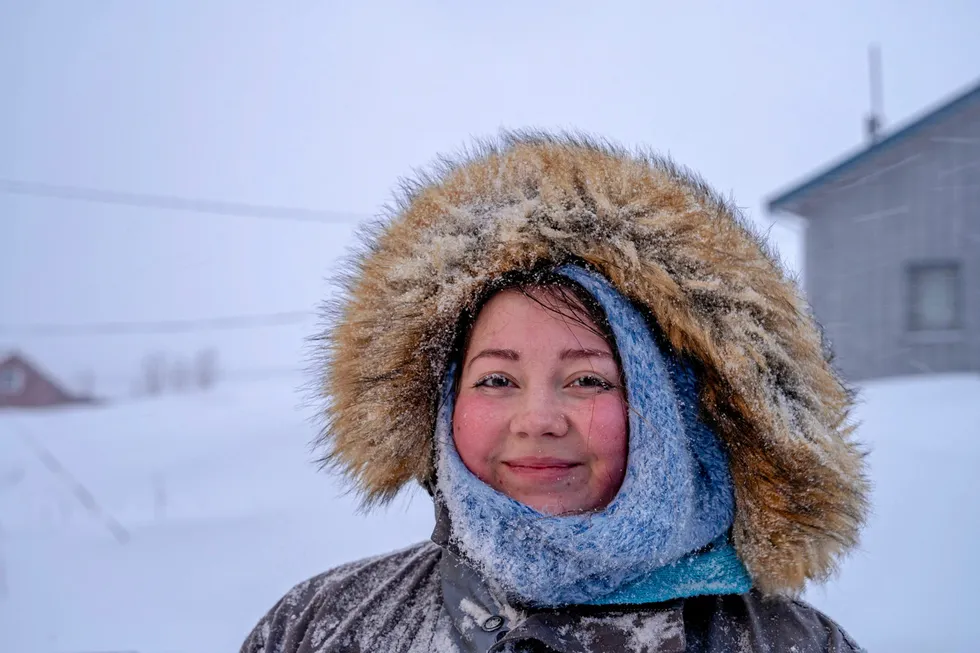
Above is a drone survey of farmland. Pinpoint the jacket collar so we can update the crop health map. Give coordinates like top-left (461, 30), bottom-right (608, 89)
top-left (433, 503), bottom-right (688, 653)
top-left (438, 546), bottom-right (688, 653)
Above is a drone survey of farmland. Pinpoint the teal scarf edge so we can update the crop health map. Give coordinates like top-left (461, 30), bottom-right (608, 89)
top-left (586, 535), bottom-right (753, 606)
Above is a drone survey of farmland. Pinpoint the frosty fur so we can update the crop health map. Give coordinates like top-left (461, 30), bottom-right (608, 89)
top-left (435, 264), bottom-right (746, 607)
top-left (313, 130), bottom-right (870, 595)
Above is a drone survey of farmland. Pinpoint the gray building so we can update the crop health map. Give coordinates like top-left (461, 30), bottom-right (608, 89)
top-left (767, 78), bottom-right (980, 382)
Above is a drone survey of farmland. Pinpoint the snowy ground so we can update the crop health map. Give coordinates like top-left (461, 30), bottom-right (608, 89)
top-left (0, 379), bottom-right (436, 653)
top-left (802, 373), bottom-right (980, 652)
top-left (1, 373), bottom-right (977, 652)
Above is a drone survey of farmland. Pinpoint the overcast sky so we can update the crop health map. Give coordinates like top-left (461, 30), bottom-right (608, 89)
top-left (2, 1), bottom-right (978, 395)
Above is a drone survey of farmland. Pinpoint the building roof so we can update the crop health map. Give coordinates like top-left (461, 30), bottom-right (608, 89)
top-left (0, 351), bottom-right (29, 368)
top-left (767, 76), bottom-right (980, 215)
top-left (0, 351), bottom-right (74, 394)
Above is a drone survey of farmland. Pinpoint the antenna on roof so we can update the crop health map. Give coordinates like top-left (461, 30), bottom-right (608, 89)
top-left (865, 44), bottom-right (884, 143)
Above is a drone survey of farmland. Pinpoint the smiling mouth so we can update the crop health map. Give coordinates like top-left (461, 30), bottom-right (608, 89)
top-left (503, 457), bottom-right (582, 471)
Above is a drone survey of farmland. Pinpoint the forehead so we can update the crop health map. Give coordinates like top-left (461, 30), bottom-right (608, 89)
top-left (466, 288), bottom-right (610, 348)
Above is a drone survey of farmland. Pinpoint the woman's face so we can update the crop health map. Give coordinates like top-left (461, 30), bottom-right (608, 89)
top-left (453, 288), bottom-right (629, 515)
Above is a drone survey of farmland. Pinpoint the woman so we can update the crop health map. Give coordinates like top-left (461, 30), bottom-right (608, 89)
top-left (241, 132), bottom-right (869, 652)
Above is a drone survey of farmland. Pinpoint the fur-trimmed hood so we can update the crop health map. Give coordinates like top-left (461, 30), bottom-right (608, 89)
top-left (313, 131), bottom-right (870, 596)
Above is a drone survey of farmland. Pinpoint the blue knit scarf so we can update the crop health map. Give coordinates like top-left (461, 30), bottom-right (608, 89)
top-left (435, 265), bottom-right (752, 608)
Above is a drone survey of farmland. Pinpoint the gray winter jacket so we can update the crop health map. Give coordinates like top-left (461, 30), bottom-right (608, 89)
top-left (242, 133), bottom-right (871, 652)
top-left (240, 531), bottom-right (864, 652)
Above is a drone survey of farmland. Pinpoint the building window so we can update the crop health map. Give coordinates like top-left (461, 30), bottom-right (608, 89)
top-left (0, 367), bottom-right (27, 395)
top-left (907, 261), bottom-right (963, 331)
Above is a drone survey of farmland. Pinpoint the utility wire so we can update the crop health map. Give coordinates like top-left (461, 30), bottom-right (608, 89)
top-left (91, 366), bottom-right (306, 387)
top-left (0, 310), bottom-right (317, 337)
top-left (0, 178), bottom-right (366, 224)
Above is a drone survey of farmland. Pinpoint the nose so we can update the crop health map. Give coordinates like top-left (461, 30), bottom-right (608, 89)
top-left (509, 387), bottom-right (568, 438)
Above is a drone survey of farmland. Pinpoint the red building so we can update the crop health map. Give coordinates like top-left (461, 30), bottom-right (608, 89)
top-left (0, 352), bottom-right (93, 409)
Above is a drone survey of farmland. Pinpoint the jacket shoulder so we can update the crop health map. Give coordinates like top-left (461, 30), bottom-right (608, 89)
top-left (684, 590), bottom-right (865, 652)
top-left (239, 541), bottom-right (443, 653)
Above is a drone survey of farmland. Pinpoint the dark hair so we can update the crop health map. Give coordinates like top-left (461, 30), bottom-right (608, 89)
top-left (448, 266), bottom-right (624, 393)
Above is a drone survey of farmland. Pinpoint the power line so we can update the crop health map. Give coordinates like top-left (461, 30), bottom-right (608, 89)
top-left (0, 310), bottom-right (316, 337)
top-left (0, 178), bottom-right (367, 224)
top-left (93, 365), bottom-right (306, 386)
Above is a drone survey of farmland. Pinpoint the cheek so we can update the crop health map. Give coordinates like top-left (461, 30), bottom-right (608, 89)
top-left (571, 395), bottom-right (628, 467)
top-left (452, 393), bottom-right (505, 481)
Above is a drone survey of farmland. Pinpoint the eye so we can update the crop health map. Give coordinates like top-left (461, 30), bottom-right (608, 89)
top-left (570, 375), bottom-right (615, 391)
top-left (474, 373), bottom-right (514, 389)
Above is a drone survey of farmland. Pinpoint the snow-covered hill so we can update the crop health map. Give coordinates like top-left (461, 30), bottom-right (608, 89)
top-left (1, 373), bottom-right (977, 652)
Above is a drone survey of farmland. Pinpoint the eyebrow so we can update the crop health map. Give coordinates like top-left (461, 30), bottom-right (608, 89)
top-left (467, 347), bottom-right (612, 366)
top-left (559, 348), bottom-right (613, 361)
top-left (467, 348), bottom-right (520, 366)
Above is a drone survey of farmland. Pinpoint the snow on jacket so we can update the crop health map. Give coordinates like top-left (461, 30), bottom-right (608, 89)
top-left (240, 132), bottom-right (870, 652)
top-left (240, 507), bottom-right (864, 652)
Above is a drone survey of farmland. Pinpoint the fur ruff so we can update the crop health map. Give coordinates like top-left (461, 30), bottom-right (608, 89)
top-left (312, 130), bottom-right (870, 595)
